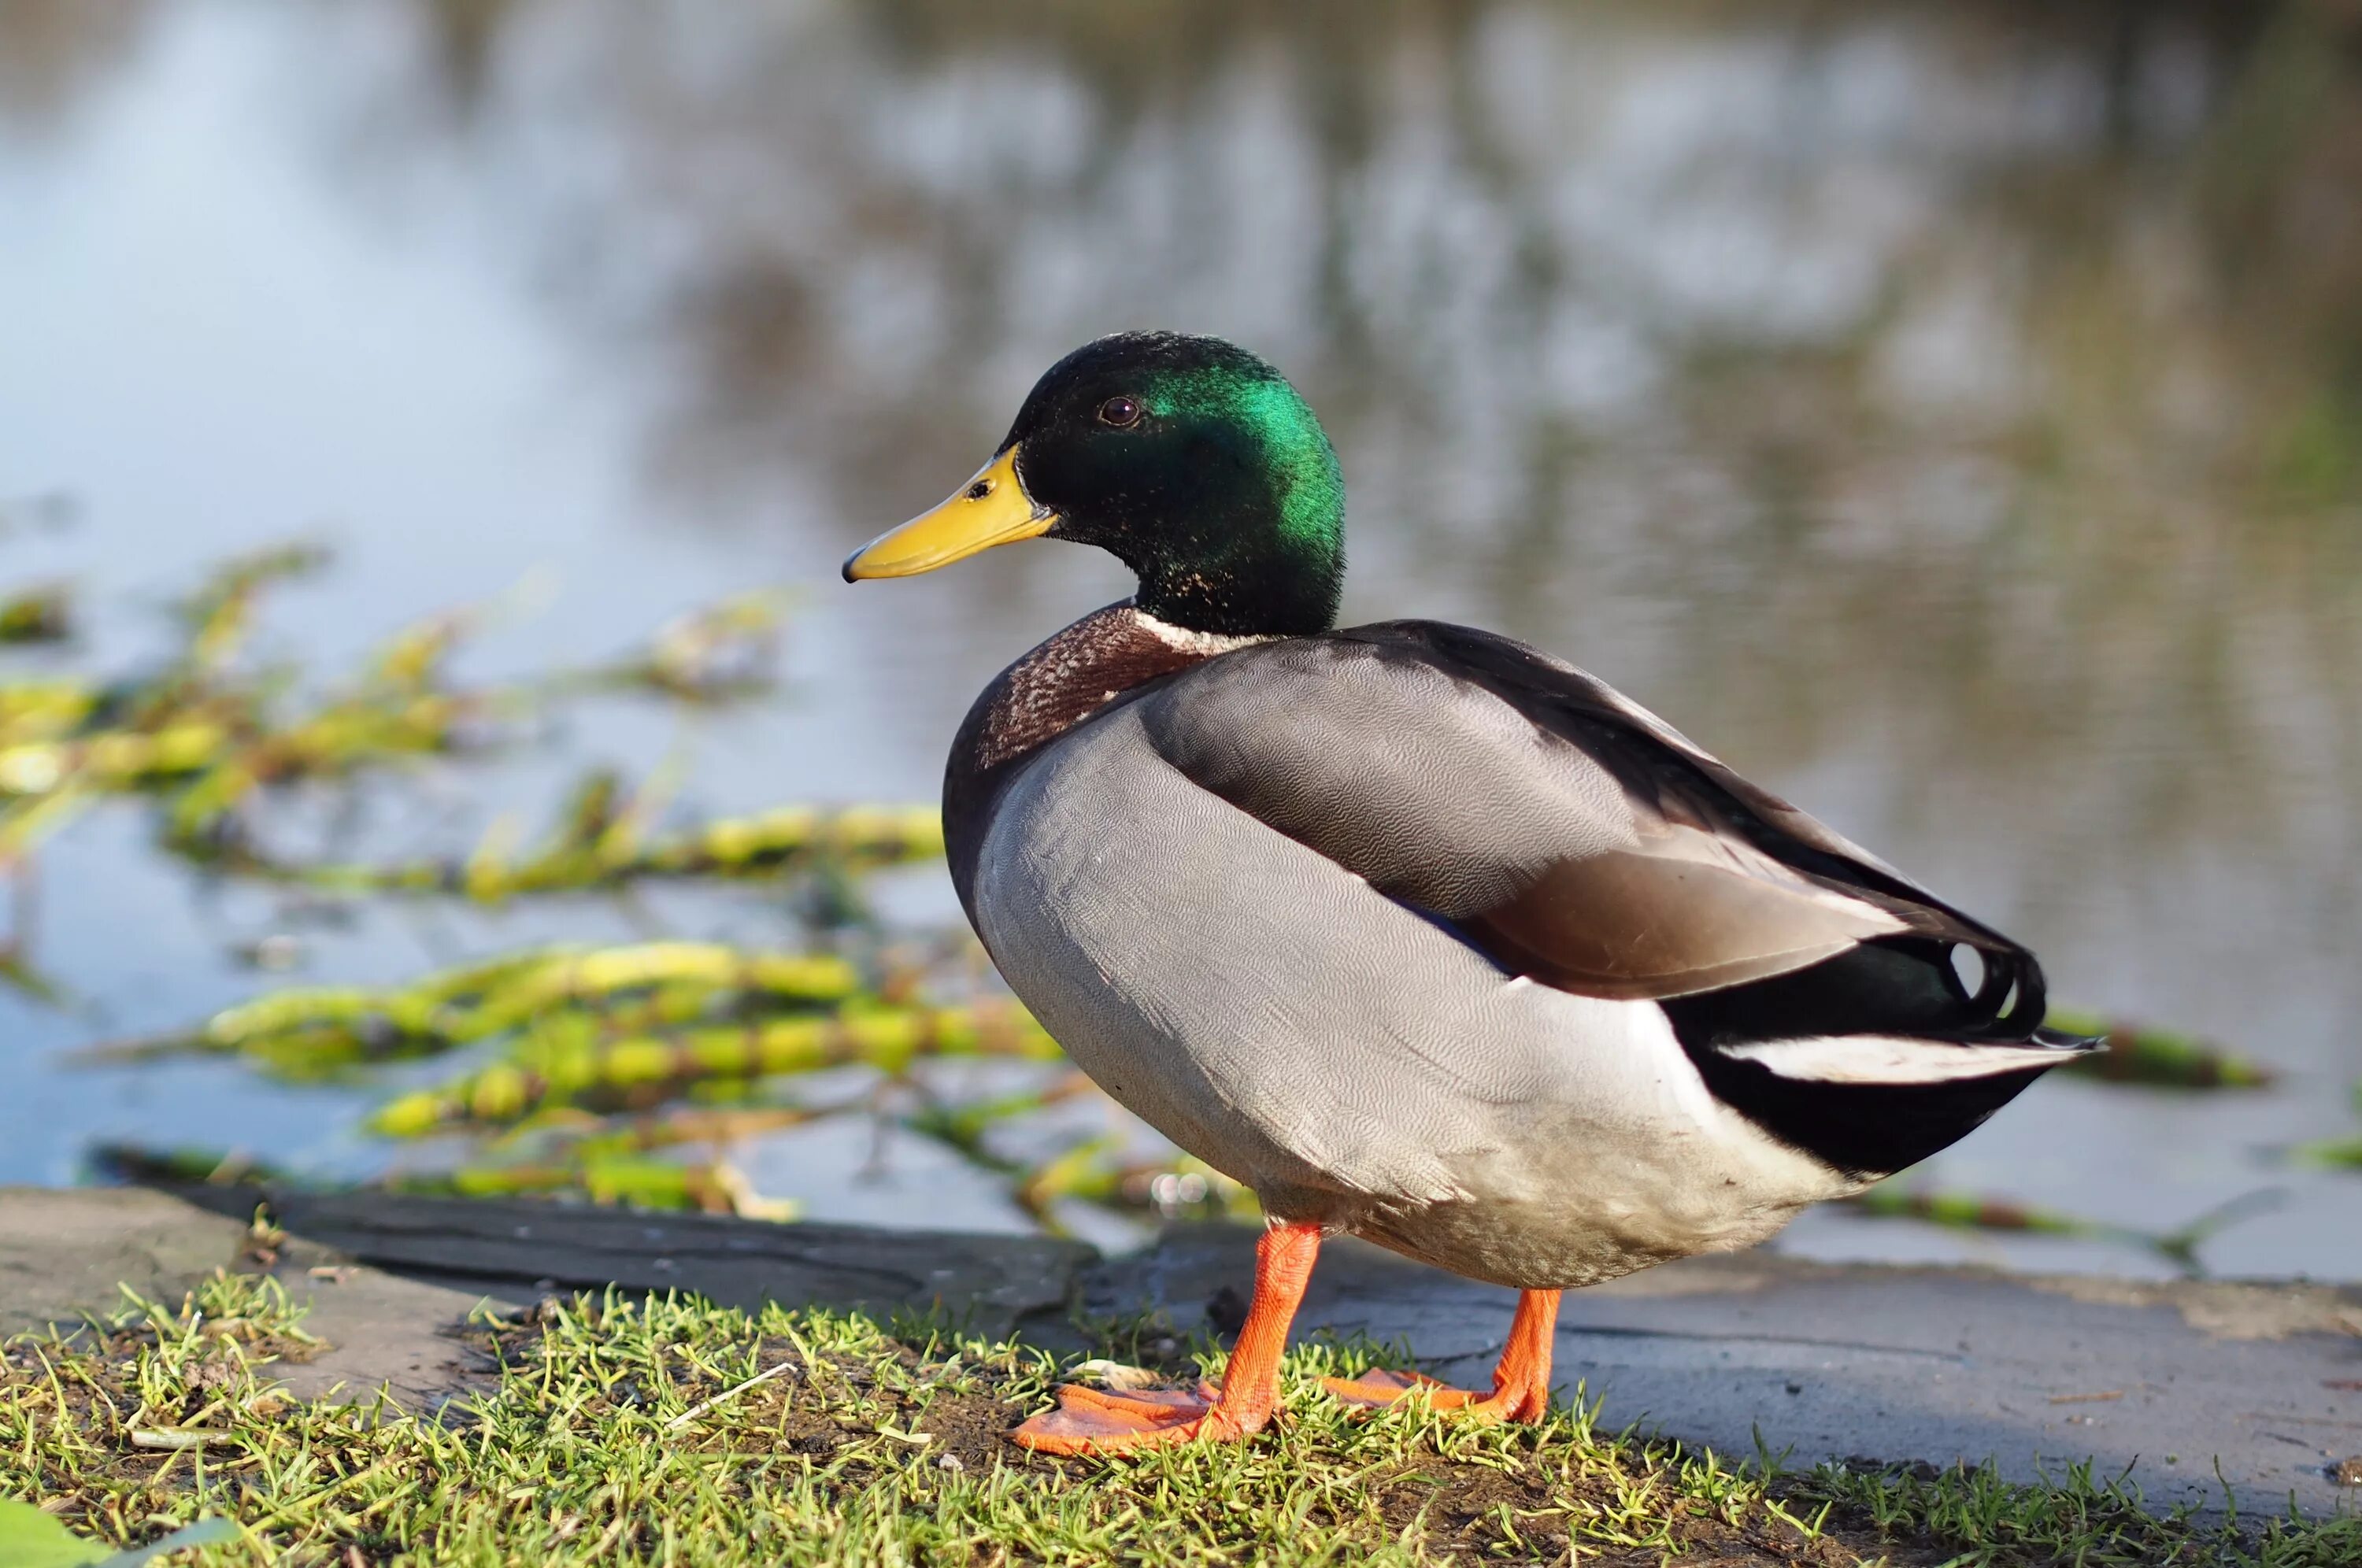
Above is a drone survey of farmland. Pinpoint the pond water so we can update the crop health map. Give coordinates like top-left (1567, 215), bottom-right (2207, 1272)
top-left (3, 0), bottom-right (2359, 1280)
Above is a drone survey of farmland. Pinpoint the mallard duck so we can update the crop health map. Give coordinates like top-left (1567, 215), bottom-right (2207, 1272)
top-left (844, 331), bottom-right (2095, 1454)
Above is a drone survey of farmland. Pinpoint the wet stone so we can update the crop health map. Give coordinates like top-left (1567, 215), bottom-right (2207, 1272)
top-left (0, 1187), bottom-right (250, 1331)
top-left (1089, 1224), bottom-right (2362, 1521)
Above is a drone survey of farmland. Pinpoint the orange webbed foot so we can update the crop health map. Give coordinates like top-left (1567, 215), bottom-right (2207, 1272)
top-left (1322, 1366), bottom-right (1461, 1407)
top-left (1321, 1366), bottom-right (1549, 1424)
top-left (1009, 1379), bottom-right (1246, 1454)
top-left (1324, 1287), bottom-right (1561, 1426)
top-left (1007, 1221), bottom-right (1327, 1456)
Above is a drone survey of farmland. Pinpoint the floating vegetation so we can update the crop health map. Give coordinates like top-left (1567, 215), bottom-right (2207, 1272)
top-left (2045, 1008), bottom-right (2277, 1089)
top-left (0, 545), bottom-right (789, 876)
top-left (0, 584), bottom-right (69, 645)
top-left (217, 785), bottom-right (945, 901)
top-left (1840, 1186), bottom-right (2285, 1277)
top-left (365, 999), bottom-right (1058, 1136)
top-left (84, 930), bottom-right (1059, 1140)
top-left (582, 590), bottom-right (794, 703)
top-left (2290, 1083), bottom-right (2362, 1171)
top-left (75, 942), bottom-right (864, 1079)
top-left (2294, 1137), bottom-right (2362, 1169)
top-left (88, 1113), bottom-right (809, 1218)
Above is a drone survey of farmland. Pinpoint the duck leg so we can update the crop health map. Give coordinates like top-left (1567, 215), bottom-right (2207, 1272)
top-left (1324, 1287), bottom-right (1560, 1423)
top-left (1009, 1221), bottom-right (1321, 1454)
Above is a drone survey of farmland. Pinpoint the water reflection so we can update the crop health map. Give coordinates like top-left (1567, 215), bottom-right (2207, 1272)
top-left (0, 0), bottom-right (155, 138)
top-left (362, 0), bottom-right (2362, 974)
top-left (4, 0), bottom-right (2359, 1272)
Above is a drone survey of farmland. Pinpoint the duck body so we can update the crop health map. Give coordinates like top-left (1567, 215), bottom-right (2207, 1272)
top-left (846, 330), bottom-right (2094, 1452)
top-left (945, 601), bottom-right (2082, 1291)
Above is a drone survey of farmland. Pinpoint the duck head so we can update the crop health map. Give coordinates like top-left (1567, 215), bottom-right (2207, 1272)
top-left (843, 332), bottom-right (1344, 638)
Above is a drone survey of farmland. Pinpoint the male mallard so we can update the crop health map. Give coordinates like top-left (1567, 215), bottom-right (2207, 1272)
top-left (844, 332), bottom-right (2094, 1454)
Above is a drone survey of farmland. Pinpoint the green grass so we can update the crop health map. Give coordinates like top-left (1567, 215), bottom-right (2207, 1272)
top-left (2, 1273), bottom-right (2356, 1566)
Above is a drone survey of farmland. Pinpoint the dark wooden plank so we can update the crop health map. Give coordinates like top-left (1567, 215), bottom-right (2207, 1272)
top-left (168, 1186), bottom-right (1094, 1337)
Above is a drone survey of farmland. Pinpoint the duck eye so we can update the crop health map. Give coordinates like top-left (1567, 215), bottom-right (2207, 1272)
top-left (1098, 396), bottom-right (1141, 428)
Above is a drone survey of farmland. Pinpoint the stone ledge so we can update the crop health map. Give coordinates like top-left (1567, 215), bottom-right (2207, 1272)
top-left (1107, 1225), bottom-right (2362, 1518)
top-left (2, 1186), bottom-right (2355, 1517)
top-left (0, 1187), bottom-right (250, 1329)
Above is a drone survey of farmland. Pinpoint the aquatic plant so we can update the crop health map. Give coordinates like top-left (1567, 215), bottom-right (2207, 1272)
top-left (0, 549), bottom-right (793, 876)
top-left (1837, 1186), bottom-right (2285, 1278)
top-left (2045, 1008), bottom-right (2275, 1089)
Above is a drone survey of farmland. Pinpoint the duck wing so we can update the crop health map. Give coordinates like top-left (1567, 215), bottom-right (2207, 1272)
top-left (1135, 619), bottom-right (2059, 1042)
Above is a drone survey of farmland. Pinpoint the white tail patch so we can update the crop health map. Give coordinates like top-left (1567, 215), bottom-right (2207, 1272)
top-left (1716, 1035), bottom-right (2076, 1085)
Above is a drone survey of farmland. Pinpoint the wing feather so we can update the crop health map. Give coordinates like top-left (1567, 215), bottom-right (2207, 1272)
top-left (1135, 621), bottom-right (2037, 1020)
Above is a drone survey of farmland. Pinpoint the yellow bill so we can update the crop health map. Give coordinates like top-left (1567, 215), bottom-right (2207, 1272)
top-left (842, 446), bottom-right (1056, 581)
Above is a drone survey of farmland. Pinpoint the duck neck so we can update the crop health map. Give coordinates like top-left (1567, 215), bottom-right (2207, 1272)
top-left (1115, 405), bottom-right (1345, 638)
top-left (941, 601), bottom-right (1271, 916)
top-left (1128, 535), bottom-right (1342, 638)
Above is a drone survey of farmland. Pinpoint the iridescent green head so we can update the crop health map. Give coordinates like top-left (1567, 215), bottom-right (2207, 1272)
top-left (844, 333), bottom-right (1345, 637)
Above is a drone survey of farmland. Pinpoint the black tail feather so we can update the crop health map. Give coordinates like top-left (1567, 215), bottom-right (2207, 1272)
top-left (1660, 936), bottom-right (2084, 1179)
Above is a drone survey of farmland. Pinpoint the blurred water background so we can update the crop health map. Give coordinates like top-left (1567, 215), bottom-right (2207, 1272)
top-left (2, 0), bottom-right (2359, 1278)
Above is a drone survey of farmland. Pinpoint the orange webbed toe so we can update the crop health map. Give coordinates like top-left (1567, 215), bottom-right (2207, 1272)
top-left (1323, 1288), bottom-right (1560, 1426)
top-left (1007, 1222), bottom-right (1326, 1458)
top-left (1008, 1381), bottom-right (1231, 1454)
top-left (1321, 1367), bottom-right (1549, 1425)
top-left (1322, 1366), bottom-right (1477, 1408)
